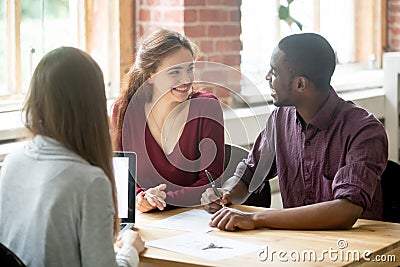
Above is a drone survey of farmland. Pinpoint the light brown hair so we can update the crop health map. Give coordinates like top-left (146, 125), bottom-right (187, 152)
top-left (24, 46), bottom-right (119, 235)
top-left (112, 28), bottom-right (199, 150)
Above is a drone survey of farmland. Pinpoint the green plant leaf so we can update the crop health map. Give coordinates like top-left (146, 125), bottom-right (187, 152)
top-left (278, 5), bottom-right (290, 20)
top-left (291, 17), bottom-right (303, 30)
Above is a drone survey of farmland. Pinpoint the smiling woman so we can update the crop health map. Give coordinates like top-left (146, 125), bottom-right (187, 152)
top-left (110, 28), bottom-right (225, 212)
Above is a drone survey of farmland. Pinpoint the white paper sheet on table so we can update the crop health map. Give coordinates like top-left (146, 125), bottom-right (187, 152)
top-left (146, 232), bottom-right (262, 261)
top-left (148, 209), bottom-right (214, 233)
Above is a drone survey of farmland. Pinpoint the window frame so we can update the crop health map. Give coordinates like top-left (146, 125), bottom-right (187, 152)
top-left (5, 0), bottom-right (21, 97)
top-left (240, 0), bottom-right (386, 94)
top-left (0, 0), bottom-right (123, 103)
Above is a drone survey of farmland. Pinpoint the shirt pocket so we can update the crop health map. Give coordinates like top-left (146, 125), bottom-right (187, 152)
top-left (322, 163), bottom-right (336, 180)
top-left (322, 173), bottom-right (334, 180)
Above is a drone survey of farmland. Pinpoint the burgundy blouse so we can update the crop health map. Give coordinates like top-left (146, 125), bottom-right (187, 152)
top-left (112, 92), bottom-right (225, 208)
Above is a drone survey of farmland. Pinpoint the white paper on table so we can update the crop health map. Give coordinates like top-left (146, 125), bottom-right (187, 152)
top-left (146, 232), bottom-right (262, 261)
top-left (148, 209), bottom-right (214, 233)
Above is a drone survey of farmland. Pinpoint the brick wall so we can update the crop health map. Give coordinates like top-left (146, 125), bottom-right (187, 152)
top-left (137, 0), bottom-right (242, 101)
top-left (138, 0), bottom-right (185, 34)
top-left (388, 0), bottom-right (400, 50)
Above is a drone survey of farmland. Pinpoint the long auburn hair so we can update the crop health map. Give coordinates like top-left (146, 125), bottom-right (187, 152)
top-left (23, 47), bottom-right (120, 236)
top-left (112, 28), bottom-right (199, 150)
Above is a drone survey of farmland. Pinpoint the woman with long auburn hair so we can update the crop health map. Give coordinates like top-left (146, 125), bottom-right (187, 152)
top-left (111, 28), bottom-right (225, 212)
top-left (0, 47), bottom-right (144, 267)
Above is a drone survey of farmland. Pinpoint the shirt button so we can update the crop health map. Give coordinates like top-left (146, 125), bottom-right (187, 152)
top-left (305, 141), bottom-right (311, 146)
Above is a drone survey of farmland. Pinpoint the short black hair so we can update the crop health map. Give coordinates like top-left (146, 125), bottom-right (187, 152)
top-left (278, 33), bottom-right (336, 89)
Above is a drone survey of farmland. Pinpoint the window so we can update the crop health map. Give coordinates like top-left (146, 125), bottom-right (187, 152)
top-left (20, 0), bottom-right (73, 94)
top-left (0, 1), bottom-right (6, 95)
top-left (0, 0), bottom-right (120, 103)
top-left (241, 0), bottom-right (384, 93)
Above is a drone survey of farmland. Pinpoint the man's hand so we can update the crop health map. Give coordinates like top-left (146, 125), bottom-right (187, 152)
top-left (209, 207), bottom-right (256, 231)
top-left (201, 188), bottom-right (231, 213)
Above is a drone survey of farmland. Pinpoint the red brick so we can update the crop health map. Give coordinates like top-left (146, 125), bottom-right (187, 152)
top-left (228, 68), bottom-right (242, 81)
top-left (208, 25), bottom-right (223, 36)
top-left (226, 83), bottom-right (241, 93)
top-left (388, 14), bottom-right (395, 24)
top-left (223, 54), bottom-right (240, 66)
top-left (139, 9), bottom-right (151, 21)
top-left (139, 25), bottom-right (145, 36)
top-left (390, 27), bottom-right (400, 35)
top-left (147, 0), bottom-right (160, 4)
top-left (198, 55), bottom-right (207, 61)
top-left (184, 9), bottom-right (198, 22)
top-left (214, 87), bottom-right (231, 98)
top-left (395, 15), bottom-right (400, 24)
top-left (389, 1), bottom-right (400, 6)
top-left (152, 10), bottom-right (162, 21)
top-left (184, 25), bottom-right (206, 37)
top-left (222, 0), bottom-right (240, 6)
top-left (200, 40), bottom-right (214, 53)
top-left (205, 0), bottom-right (223, 6)
top-left (199, 69), bottom-right (229, 82)
top-left (389, 35), bottom-right (399, 43)
top-left (208, 55), bottom-right (223, 62)
top-left (209, 25), bottom-right (240, 37)
top-left (389, 38), bottom-right (400, 50)
top-left (185, 0), bottom-right (204, 6)
top-left (216, 40), bottom-right (231, 52)
top-left (388, 2), bottom-right (400, 12)
top-left (231, 39), bottom-right (242, 50)
top-left (163, 9), bottom-right (184, 22)
top-left (199, 9), bottom-right (229, 22)
top-left (230, 10), bottom-right (240, 21)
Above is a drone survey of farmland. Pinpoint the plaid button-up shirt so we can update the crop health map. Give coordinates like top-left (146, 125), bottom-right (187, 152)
top-left (236, 89), bottom-right (388, 220)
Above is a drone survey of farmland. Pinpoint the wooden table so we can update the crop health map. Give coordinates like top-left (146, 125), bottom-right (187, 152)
top-left (135, 205), bottom-right (400, 267)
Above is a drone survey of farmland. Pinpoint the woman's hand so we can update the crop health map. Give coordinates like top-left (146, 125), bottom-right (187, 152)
top-left (201, 188), bottom-right (231, 213)
top-left (137, 184), bottom-right (167, 212)
top-left (115, 229), bottom-right (145, 254)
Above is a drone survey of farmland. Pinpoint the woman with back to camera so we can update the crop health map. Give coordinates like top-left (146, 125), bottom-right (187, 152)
top-left (0, 47), bottom-right (144, 267)
top-left (111, 28), bottom-right (225, 212)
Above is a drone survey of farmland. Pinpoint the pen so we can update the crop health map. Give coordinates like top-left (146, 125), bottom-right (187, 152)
top-left (205, 169), bottom-right (225, 208)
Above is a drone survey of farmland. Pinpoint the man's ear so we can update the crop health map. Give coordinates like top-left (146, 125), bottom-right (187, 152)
top-left (295, 76), bottom-right (307, 92)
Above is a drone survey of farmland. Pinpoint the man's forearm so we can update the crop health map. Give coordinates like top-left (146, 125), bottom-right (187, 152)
top-left (251, 199), bottom-right (363, 230)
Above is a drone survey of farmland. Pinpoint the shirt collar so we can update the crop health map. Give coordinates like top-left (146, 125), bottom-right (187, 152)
top-left (309, 88), bottom-right (341, 131)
